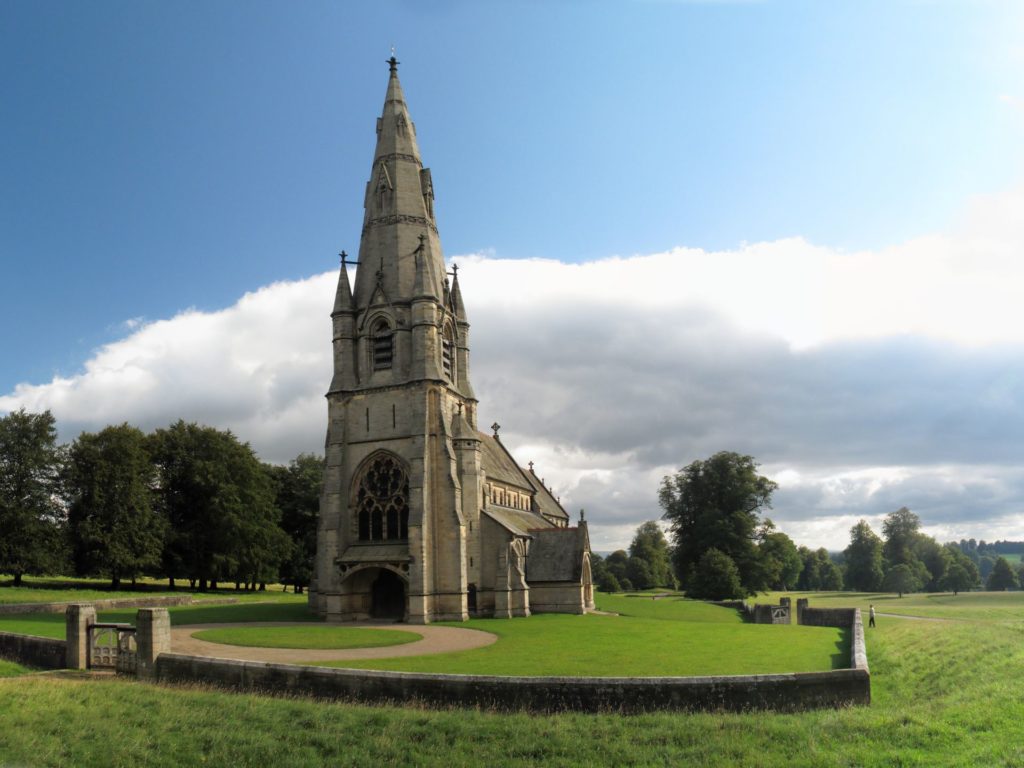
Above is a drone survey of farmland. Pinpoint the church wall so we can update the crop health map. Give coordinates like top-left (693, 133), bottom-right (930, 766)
top-left (526, 582), bottom-right (587, 615)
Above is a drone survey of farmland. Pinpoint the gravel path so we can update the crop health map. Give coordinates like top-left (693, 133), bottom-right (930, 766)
top-left (170, 622), bottom-right (497, 664)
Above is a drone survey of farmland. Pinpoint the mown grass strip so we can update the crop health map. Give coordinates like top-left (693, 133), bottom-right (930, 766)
top-left (309, 612), bottom-right (847, 677)
top-left (193, 625), bottom-right (421, 650)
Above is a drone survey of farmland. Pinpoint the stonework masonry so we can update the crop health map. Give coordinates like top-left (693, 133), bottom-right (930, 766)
top-left (309, 58), bottom-right (592, 624)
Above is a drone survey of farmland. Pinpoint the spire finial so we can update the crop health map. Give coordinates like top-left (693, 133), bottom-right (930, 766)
top-left (528, 461), bottom-right (534, 473)
top-left (388, 47), bottom-right (399, 74)
top-left (580, 509), bottom-right (586, 522)
top-left (339, 250), bottom-right (347, 266)
top-left (491, 422), bottom-right (501, 438)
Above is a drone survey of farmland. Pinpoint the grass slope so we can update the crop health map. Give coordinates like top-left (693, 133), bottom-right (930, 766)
top-left (0, 658), bottom-right (29, 677)
top-left (193, 625), bottom-right (421, 650)
top-left (762, 589), bottom-right (1024, 621)
top-left (1, 615), bottom-right (1024, 766)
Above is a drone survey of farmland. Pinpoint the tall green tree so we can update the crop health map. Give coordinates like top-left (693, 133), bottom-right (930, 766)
top-left (0, 409), bottom-right (65, 585)
top-left (628, 521), bottom-right (674, 588)
top-left (149, 421), bottom-right (283, 591)
top-left (940, 563), bottom-right (974, 595)
top-left (65, 424), bottom-right (165, 589)
top-left (660, 451), bottom-right (777, 595)
top-left (883, 563), bottom-right (922, 598)
top-left (267, 454), bottom-right (322, 593)
top-left (758, 530), bottom-right (803, 590)
top-left (986, 557), bottom-right (1019, 591)
top-left (687, 547), bottom-right (744, 600)
top-left (844, 520), bottom-right (885, 592)
top-left (882, 507), bottom-right (921, 567)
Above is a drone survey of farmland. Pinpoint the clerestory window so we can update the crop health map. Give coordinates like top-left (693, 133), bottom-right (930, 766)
top-left (355, 453), bottom-right (409, 542)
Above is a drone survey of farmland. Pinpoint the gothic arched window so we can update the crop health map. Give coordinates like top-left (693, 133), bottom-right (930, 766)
top-left (355, 453), bottom-right (409, 542)
top-left (372, 318), bottom-right (393, 371)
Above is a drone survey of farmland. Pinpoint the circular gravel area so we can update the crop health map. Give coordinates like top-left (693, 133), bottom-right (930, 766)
top-left (170, 621), bottom-right (498, 663)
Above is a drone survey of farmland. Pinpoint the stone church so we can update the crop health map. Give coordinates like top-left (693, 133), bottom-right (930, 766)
top-left (308, 59), bottom-right (594, 624)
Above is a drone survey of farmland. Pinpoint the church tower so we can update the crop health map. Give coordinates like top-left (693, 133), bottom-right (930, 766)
top-left (310, 59), bottom-right (593, 624)
top-left (310, 57), bottom-right (481, 623)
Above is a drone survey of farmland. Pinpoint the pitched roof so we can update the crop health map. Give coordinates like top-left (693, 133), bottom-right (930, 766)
top-left (482, 506), bottom-right (551, 537)
top-left (526, 528), bottom-right (588, 582)
top-left (477, 432), bottom-right (533, 491)
top-left (521, 466), bottom-right (570, 522)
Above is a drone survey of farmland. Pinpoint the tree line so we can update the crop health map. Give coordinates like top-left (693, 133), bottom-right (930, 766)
top-left (592, 451), bottom-right (1017, 600)
top-left (0, 409), bottom-right (320, 592)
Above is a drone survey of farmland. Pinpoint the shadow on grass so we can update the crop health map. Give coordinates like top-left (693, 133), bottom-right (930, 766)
top-left (829, 627), bottom-right (853, 670)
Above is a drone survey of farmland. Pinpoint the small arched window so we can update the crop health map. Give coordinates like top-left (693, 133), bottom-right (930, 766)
top-left (441, 324), bottom-right (455, 381)
top-left (372, 319), bottom-right (393, 371)
top-left (355, 453), bottom-right (409, 542)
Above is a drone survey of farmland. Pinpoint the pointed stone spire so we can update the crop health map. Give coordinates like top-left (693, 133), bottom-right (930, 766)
top-left (450, 262), bottom-right (467, 323)
top-left (332, 251), bottom-right (355, 316)
top-left (352, 57), bottom-right (445, 311)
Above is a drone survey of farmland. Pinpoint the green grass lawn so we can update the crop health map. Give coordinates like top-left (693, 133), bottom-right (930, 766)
top-left (193, 625), bottom-right (421, 650)
top-left (0, 575), bottom-right (310, 606)
top-left (1, 614), bottom-right (1023, 766)
top-left (0, 600), bottom-right (320, 639)
top-left (309, 606), bottom-right (848, 677)
top-left (759, 589), bottom-right (1024, 622)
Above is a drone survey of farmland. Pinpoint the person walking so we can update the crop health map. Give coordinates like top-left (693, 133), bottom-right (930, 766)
top-left (869, 604), bottom-right (876, 628)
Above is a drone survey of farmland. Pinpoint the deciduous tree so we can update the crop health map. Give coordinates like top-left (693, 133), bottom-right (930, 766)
top-left (65, 424), bottom-right (165, 589)
top-left (687, 548), bottom-right (743, 600)
top-left (986, 557), bottom-right (1019, 591)
top-left (628, 521), bottom-right (674, 589)
top-left (883, 563), bottom-right (921, 598)
top-left (149, 421), bottom-right (283, 591)
top-left (660, 452), bottom-right (776, 595)
top-left (267, 454), bottom-right (323, 594)
top-left (0, 409), bottom-right (65, 585)
top-left (844, 520), bottom-right (885, 592)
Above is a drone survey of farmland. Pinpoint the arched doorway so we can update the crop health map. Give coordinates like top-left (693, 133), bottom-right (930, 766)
top-left (371, 569), bottom-right (406, 620)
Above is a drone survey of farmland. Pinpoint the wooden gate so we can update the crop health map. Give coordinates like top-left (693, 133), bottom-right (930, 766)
top-left (87, 622), bottom-right (138, 674)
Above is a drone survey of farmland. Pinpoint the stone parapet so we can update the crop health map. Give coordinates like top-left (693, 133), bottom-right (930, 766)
top-left (0, 595), bottom-right (198, 616)
top-left (155, 654), bottom-right (871, 713)
top-left (0, 631), bottom-right (66, 669)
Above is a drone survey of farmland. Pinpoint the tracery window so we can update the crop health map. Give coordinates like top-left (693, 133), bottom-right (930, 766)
top-left (355, 453), bottom-right (409, 542)
top-left (372, 319), bottom-right (393, 371)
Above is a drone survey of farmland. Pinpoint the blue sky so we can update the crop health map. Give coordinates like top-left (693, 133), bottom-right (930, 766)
top-left (3, 1), bottom-right (1024, 549)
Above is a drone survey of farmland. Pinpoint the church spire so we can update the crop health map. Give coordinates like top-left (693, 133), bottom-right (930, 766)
top-left (351, 57), bottom-right (445, 313)
top-left (332, 251), bottom-right (355, 315)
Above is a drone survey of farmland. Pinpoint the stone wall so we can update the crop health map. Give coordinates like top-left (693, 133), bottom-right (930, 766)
top-left (0, 630), bottom-right (66, 669)
top-left (798, 607), bottom-right (856, 628)
top-left (0, 595), bottom-right (197, 616)
top-left (155, 654), bottom-right (870, 713)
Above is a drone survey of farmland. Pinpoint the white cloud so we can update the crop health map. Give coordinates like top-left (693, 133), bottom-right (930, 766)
top-left (4, 185), bottom-right (1024, 550)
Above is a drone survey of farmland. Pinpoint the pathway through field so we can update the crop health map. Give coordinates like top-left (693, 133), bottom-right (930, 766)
top-left (170, 622), bottom-right (497, 663)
